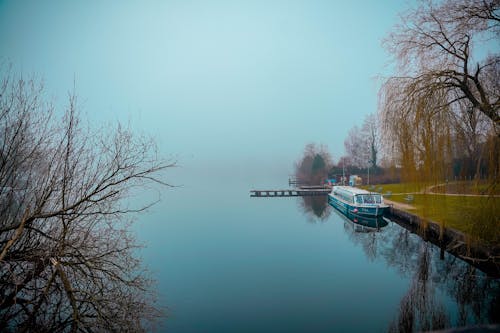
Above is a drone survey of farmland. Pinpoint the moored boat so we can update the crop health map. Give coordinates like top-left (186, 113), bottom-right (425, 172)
top-left (328, 186), bottom-right (389, 217)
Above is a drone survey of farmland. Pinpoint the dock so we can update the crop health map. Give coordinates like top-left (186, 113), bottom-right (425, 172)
top-left (250, 187), bottom-right (330, 197)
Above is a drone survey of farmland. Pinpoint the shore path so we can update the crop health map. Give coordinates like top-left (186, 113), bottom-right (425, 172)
top-left (425, 183), bottom-right (500, 197)
top-left (382, 183), bottom-right (500, 212)
top-left (384, 198), bottom-right (415, 211)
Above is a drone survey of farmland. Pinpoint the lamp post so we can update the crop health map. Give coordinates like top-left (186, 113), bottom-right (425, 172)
top-left (367, 158), bottom-right (373, 186)
top-left (367, 163), bottom-right (370, 186)
top-left (342, 162), bottom-right (345, 186)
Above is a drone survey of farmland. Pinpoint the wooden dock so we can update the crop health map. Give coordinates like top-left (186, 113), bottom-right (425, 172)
top-left (250, 188), bottom-right (330, 197)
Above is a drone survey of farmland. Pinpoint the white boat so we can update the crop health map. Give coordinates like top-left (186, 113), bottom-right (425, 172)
top-left (328, 186), bottom-right (389, 217)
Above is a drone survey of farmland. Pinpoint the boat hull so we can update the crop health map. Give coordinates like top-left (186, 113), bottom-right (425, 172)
top-left (342, 210), bottom-right (389, 231)
top-left (328, 194), bottom-right (388, 217)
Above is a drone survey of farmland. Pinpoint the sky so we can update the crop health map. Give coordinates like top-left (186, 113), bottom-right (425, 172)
top-left (0, 0), bottom-right (414, 178)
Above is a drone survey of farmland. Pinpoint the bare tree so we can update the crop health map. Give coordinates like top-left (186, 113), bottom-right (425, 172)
top-left (0, 71), bottom-right (174, 332)
top-left (383, 0), bottom-right (499, 132)
top-left (344, 125), bottom-right (369, 169)
top-left (362, 113), bottom-right (379, 169)
top-left (380, 0), bottom-right (500, 184)
top-left (343, 113), bottom-right (379, 169)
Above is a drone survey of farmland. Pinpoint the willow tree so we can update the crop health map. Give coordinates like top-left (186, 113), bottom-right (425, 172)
top-left (380, 0), bottom-right (499, 185)
top-left (380, 79), bottom-right (455, 184)
top-left (0, 72), bottom-right (173, 332)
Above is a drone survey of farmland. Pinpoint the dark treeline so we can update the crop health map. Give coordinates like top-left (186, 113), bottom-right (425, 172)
top-left (294, 143), bottom-right (333, 185)
top-left (294, 141), bottom-right (400, 186)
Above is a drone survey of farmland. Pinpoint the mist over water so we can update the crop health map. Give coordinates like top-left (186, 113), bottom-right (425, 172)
top-left (135, 162), bottom-right (499, 332)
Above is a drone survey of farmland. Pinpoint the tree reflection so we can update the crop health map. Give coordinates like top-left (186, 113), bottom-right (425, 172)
top-left (298, 196), bottom-right (331, 223)
top-left (388, 243), bottom-right (450, 332)
top-left (333, 208), bottom-right (500, 331)
top-left (386, 229), bottom-right (499, 331)
top-left (340, 213), bottom-right (389, 262)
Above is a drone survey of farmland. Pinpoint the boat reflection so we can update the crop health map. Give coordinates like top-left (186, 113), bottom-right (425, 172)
top-left (329, 202), bottom-right (500, 331)
top-left (344, 211), bottom-right (389, 232)
top-left (315, 186), bottom-right (499, 330)
top-left (329, 200), bottom-right (389, 232)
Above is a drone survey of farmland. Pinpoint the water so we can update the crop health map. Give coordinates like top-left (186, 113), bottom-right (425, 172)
top-left (135, 167), bottom-right (499, 332)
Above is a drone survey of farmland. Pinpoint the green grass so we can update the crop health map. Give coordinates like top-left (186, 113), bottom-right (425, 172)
top-left (390, 193), bottom-right (500, 244)
top-left (431, 181), bottom-right (499, 195)
top-left (360, 182), bottom-right (426, 194)
top-left (359, 182), bottom-right (500, 243)
top-left (361, 180), bottom-right (499, 195)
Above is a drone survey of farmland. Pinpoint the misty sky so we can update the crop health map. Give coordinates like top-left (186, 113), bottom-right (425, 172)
top-left (0, 0), bottom-right (413, 177)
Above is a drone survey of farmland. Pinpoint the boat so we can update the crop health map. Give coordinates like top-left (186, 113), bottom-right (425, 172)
top-left (328, 186), bottom-right (389, 217)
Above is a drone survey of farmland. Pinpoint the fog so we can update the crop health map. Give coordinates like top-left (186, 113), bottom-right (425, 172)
top-left (0, 0), bottom-right (409, 176)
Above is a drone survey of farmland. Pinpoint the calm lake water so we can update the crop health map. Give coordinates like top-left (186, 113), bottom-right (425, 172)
top-left (135, 166), bottom-right (499, 333)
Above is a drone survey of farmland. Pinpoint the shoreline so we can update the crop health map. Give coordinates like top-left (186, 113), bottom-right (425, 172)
top-left (386, 204), bottom-right (500, 278)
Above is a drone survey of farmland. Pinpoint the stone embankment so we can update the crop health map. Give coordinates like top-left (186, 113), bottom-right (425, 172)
top-left (385, 202), bottom-right (500, 278)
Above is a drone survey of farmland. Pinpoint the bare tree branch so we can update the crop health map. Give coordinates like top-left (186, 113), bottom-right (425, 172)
top-left (0, 69), bottom-right (171, 332)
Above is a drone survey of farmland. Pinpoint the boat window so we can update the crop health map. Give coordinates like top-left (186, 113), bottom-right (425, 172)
top-left (358, 194), bottom-right (382, 204)
top-left (364, 195), bottom-right (375, 204)
top-left (333, 188), bottom-right (356, 203)
top-left (355, 196), bottom-right (363, 204)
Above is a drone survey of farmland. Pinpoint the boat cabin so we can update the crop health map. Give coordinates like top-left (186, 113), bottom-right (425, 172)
top-left (332, 186), bottom-right (383, 205)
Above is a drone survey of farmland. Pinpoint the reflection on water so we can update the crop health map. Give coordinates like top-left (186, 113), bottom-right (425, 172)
top-left (388, 242), bottom-right (451, 332)
top-left (130, 175), bottom-right (500, 332)
top-left (299, 195), bottom-right (499, 329)
top-left (387, 239), bottom-right (500, 332)
top-left (339, 210), bottom-right (389, 232)
top-left (298, 195), bottom-right (331, 222)
top-left (298, 194), bottom-right (390, 229)
top-left (321, 198), bottom-right (500, 331)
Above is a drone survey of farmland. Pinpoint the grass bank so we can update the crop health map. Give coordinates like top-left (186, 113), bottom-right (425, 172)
top-left (360, 182), bottom-right (500, 244)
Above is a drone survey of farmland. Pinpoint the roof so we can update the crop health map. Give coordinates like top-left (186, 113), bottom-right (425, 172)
top-left (333, 186), bottom-right (372, 195)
